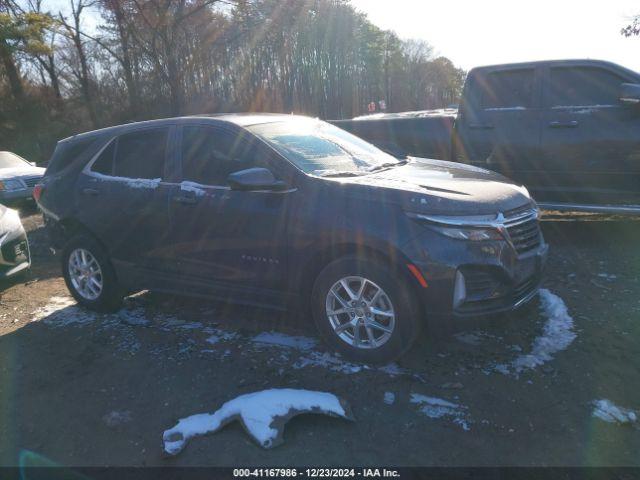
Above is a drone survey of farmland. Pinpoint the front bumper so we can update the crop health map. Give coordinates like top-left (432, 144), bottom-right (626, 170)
top-left (0, 187), bottom-right (36, 205)
top-left (0, 210), bottom-right (31, 278)
top-left (403, 227), bottom-right (548, 319)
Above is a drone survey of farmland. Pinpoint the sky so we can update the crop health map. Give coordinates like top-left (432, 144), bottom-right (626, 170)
top-left (350, 0), bottom-right (640, 73)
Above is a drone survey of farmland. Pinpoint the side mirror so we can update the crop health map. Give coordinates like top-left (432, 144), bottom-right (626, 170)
top-left (619, 83), bottom-right (640, 105)
top-left (227, 167), bottom-right (288, 192)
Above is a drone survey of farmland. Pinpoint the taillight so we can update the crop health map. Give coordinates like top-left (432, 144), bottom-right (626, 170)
top-left (33, 183), bottom-right (44, 202)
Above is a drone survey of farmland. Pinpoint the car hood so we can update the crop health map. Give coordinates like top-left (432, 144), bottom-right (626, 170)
top-left (0, 166), bottom-right (45, 180)
top-left (336, 157), bottom-right (534, 215)
top-left (0, 204), bottom-right (23, 234)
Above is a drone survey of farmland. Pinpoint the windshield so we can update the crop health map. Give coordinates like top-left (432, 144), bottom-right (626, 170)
top-left (248, 118), bottom-right (401, 176)
top-left (0, 152), bottom-right (29, 169)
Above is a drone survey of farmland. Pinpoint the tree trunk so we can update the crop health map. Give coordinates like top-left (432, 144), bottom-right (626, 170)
top-left (0, 39), bottom-right (24, 100)
top-left (111, 1), bottom-right (140, 118)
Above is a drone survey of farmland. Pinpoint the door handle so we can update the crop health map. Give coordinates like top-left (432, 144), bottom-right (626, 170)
top-left (82, 187), bottom-right (100, 196)
top-left (468, 123), bottom-right (494, 130)
top-left (173, 194), bottom-right (197, 205)
top-left (549, 120), bottom-right (579, 128)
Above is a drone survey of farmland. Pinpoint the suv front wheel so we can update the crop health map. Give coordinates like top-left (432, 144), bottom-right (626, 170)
top-left (61, 235), bottom-right (123, 312)
top-left (311, 256), bottom-right (421, 364)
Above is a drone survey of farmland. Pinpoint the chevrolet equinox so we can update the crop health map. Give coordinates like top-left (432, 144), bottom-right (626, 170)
top-left (36, 114), bottom-right (548, 363)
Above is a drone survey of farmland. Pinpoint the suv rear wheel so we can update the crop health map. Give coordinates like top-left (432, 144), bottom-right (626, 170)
top-left (61, 235), bottom-right (123, 312)
top-left (311, 256), bottom-right (421, 364)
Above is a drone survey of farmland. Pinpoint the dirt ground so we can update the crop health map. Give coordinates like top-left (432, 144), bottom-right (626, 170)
top-left (0, 207), bottom-right (639, 467)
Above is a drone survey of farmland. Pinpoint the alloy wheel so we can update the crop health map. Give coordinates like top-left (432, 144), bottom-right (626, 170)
top-left (68, 248), bottom-right (103, 301)
top-left (325, 276), bottom-right (395, 349)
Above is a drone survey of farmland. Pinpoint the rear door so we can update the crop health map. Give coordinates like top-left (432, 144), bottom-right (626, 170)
top-left (76, 126), bottom-right (175, 276)
top-left (539, 65), bottom-right (640, 204)
top-left (166, 124), bottom-right (293, 299)
top-left (455, 67), bottom-right (542, 185)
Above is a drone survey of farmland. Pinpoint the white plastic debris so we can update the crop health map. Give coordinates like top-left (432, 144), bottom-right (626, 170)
top-left (592, 399), bottom-right (637, 424)
top-left (163, 389), bottom-right (354, 454)
top-left (512, 289), bottom-right (576, 372)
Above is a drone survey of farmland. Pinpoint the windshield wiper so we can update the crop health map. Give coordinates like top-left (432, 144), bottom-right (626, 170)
top-left (368, 159), bottom-right (409, 173)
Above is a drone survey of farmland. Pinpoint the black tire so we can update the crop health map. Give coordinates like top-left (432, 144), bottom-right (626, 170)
top-left (61, 235), bottom-right (123, 313)
top-left (311, 256), bottom-right (421, 364)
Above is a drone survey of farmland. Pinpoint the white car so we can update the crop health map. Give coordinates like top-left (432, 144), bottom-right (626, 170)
top-left (0, 151), bottom-right (45, 206)
top-left (0, 204), bottom-right (30, 278)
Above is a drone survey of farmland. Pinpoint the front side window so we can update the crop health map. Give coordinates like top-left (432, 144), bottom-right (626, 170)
top-left (248, 118), bottom-right (400, 176)
top-left (113, 128), bottom-right (168, 180)
top-left (181, 126), bottom-right (254, 185)
top-left (480, 69), bottom-right (535, 109)
top-left (548, 67), bottom-right (624, 107)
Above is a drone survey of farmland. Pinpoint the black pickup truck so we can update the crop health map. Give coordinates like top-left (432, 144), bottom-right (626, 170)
top-left (333, 60), bottom-right (640, 213)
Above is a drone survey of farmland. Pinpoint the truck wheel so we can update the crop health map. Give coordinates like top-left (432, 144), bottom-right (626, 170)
top-left (311, 256), bottom-right (421, 364)
top-left (61, 235), bottom-right (123, 313)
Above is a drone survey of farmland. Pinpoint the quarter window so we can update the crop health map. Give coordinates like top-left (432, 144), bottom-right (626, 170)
top-left (480, 69), bottom-right (535, 109)
top-left (548, 67), bottom-right (624, 107)
top-left (113, 128), bottom-right (168, 180)
top-left (181, 126), bottom-right (255, 185)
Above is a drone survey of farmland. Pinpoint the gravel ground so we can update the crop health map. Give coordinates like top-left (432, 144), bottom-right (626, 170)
top-left (0, 208), bottom-right (639, 467)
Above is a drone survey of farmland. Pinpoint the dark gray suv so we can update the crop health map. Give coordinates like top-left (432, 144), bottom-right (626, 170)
top-left (36, 114), bottom-right (548, 362)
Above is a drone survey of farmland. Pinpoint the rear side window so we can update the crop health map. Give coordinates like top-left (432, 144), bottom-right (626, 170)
top-left (181, 126), bottom-right (255, 185)
top-left (113, 128), bottom-right (168, 179)
top-left (480, 69), bottom-right (535, 109)
top-left (47, 137), bottom-right (95, 174)
top-left (548, 67), bottom-right (624, 107)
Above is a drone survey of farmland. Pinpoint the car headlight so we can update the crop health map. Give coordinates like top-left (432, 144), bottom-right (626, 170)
top-left (430, 225), bottom-right (504, 241)
top-left (0, 179), bottom-right (25, 191)
top-left (406, 212), bottom-right (505, 241)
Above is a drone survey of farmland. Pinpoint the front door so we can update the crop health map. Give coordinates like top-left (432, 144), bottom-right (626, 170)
top-left (455, 67), bottom-right (542, 187)
top-left (167, 124), bottom-right (293, 297)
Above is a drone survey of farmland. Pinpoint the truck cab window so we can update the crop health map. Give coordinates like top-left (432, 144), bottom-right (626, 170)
top-left (181, 126), bottom-right (255, 186)
top-left (113, 128), bottom-right (168, 180)
top-left (548, 67), bottom-right (624, 107)
top-left (480, 69), bottom-right (535, 109)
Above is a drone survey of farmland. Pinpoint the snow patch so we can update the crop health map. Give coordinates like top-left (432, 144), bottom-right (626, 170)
top-left (383, 392), bottom-right (396, 405)
top-left (592, 399), bottom-right (637, 424)
top-left (32, 296), bottom-right (93, 327)
top-left (163, 389), bottom-right (353, 454)
top-left (205, 328), bottom-right (238, 345)
top-left (103, 410), bottom-right (133, 427)
top-left (180, 181), bottom-right (206, 197)
top-left (455, 332), bottom-right (483, 346)
top-left (597, 273), bottom-right (617, 281)
top-left (92, 171), bottom-right (160, 189)
top-left (510, 289), bottom-right (576, 373)
top-left (410, 393), bottom-right (470, 431)
top-left (377, 363), bottom-right (408, 376)
top-left (252, 331), bottom-right (318, 351)
top-left (293, 351), bottom-right (368, 374)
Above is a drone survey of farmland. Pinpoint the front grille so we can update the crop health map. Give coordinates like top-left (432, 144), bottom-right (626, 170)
top-left (1, 238), bottom-right (28, 263)
top-left (504, 209), bottom-right (542, 255)
top-left (22, 176), bottom-right (42, 188)
top-left (463, 269), bottom-right (500, 298)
